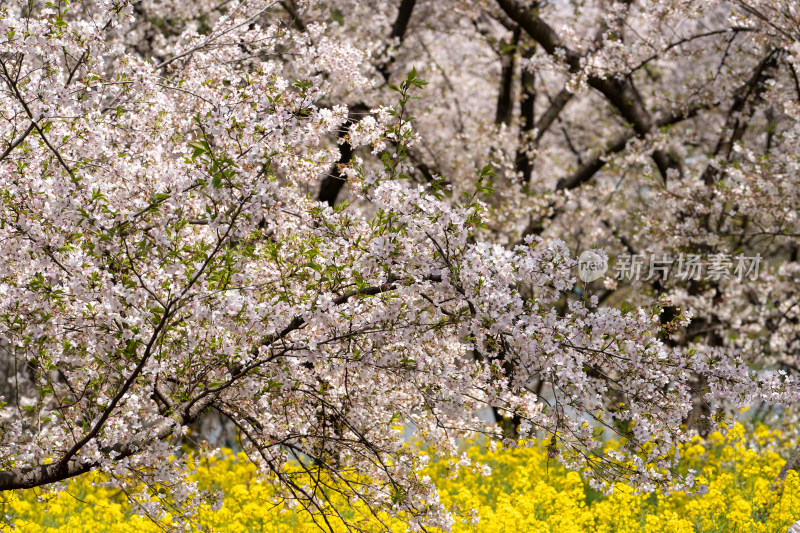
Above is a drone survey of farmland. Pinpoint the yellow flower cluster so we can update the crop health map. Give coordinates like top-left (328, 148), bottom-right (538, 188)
top-left (430, 423), bottom-right (799, 533)
top-left (3, 423), bottom-right (799, 532)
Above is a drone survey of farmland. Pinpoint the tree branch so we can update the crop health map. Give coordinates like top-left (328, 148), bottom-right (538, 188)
top-left (495, 0), bottom-right (682, 181)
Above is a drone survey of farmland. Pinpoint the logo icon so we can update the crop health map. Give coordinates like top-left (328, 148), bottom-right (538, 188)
top-left (578, 250), bottom-right (607, 282)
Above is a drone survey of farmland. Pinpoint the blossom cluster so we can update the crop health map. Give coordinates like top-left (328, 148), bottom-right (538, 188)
top-left (1, 0), bottom-right (800, 529)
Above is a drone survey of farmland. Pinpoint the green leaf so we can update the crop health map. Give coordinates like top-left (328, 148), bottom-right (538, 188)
top-left (330, 7), bottom-right (345, 24)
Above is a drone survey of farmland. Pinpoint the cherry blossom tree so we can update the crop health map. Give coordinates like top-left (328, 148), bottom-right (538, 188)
top-left (1, 0), bottom-right (799, 530)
